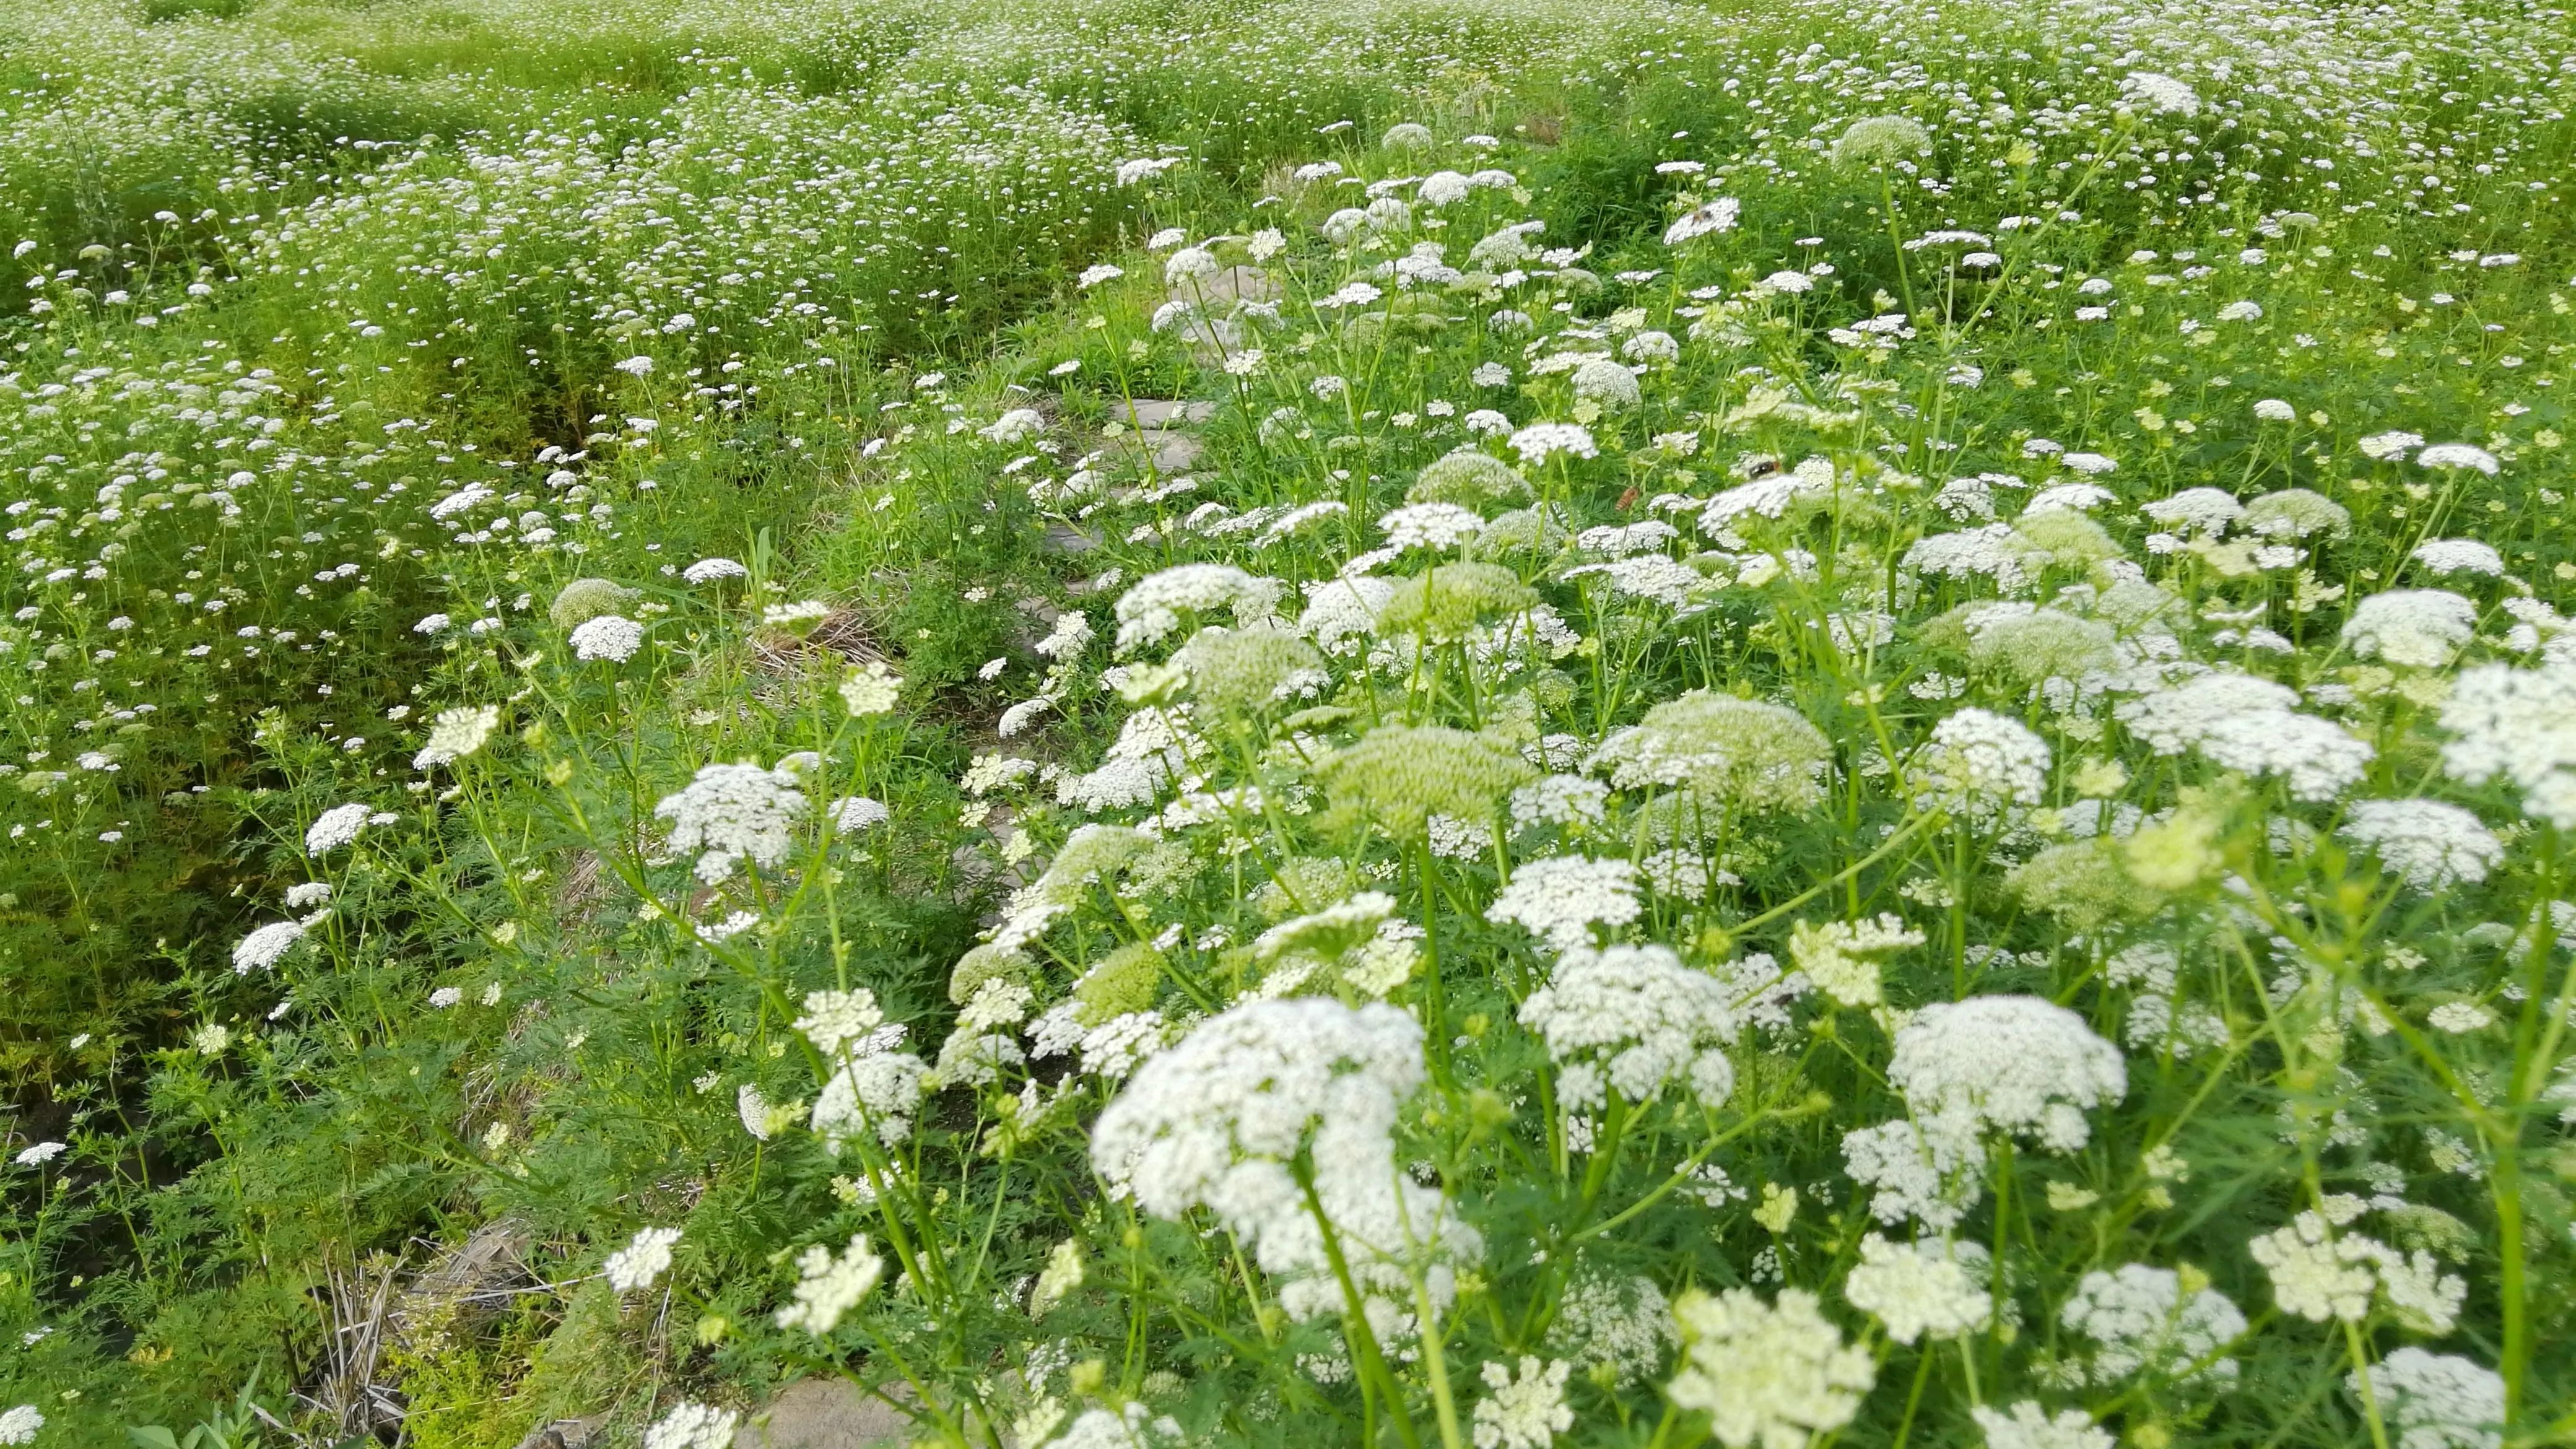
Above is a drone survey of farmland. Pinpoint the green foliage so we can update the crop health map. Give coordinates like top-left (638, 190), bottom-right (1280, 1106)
top-left (0, 0), bottom-right (2572, 1445)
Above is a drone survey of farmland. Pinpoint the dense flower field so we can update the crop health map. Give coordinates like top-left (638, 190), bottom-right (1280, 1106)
top-left (2, 0), bottom-right (2573, 1444)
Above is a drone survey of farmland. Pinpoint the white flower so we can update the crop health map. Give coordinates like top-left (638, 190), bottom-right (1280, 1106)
top-left (2253, 398), bottom-right (2297, 421)
top-left (429, 986), bottom-right (462, 1008)
top-left (829, 796), bottom-right (890, 833)
top-left (414, 704), bottom-right (500, 770)
top-left (1888, 995), bottom-right (2125, 1151)
top-left (305, 803), bottom-right (371, 854)
top-left (1663, 197), bottom-right (1741, 246)
top-left (2060, 1263), bottom-right (2245, 1382)
top-left (2117, 673), bottom-right (2371, 801)
top-left (2428, 1003), bottom-right (2494, 1034)
top-left (980, 407), bottom-right (1045, 443)
top-left (613, 355), bottom-right (655, 376)
top-left (1787, 915), bottom-right (1923, 1009)
top-left (1518, 944), bottom-right (1738, 1110)
top-left (2411, 538), bottom-right (2505, 577)
top-left (2359, 430), bottom-right (2426, 461)
top-left (1381, 502), bottom-right (1487, 551)
top-left (2340, 799), bottom-right (2502, 889)
top-left (2417, 443), bottom-right (2500, 474)
top-left (1908, 708), bottom-right (2050, 822)
top-left (793, 988), bottom-right (887, 1058)
top-left (814, 1051), bottom-right (930, 1147)
top-left (1570, 358), bottom-right (1642, 411)
top-left (12, 1142), bottom-right (65, 1167)
top-left (1041, 1404), bottom-right (1186, 1449)
top-left (1079, 263), bottom-right (1125, 289)
top-left (1667, 1287), bottom-right (1875, 1449)
top-left (605, 1225), bottom-right (680, 1292)
top-left (1035, 610), bottom-right (1094, 660)
top-left (1509, 423), bottom-right (1598, 465)
top-left (840, 660), bottom-right (903, 715)
top-left (643, 1402), bottom-right (738, 1449)
top-left (233, 920), bottom-right (307, 973)
top-left (569, 614), bottom-right (645, 662)
top-left (1843, 1234), bottom-right (1991, 1343)
top-left (773, 1234), bottom-right (885, 1336)
top-left (1970, 1402), bottom-right (2114, 1449)
top-left (2119, 71), bottom-right (2200, 115)
top-left (1090, 999), bottom-right (1477, 1324)
top-left (2351, 1349), bottom-right (2504, 1449)
top-left (2141, 487), bottom-right (2243, 536)
top-left (682, 556), bottom-right (748, 584)
top-left (738, 1082), bottom-right (773, 1140)
top-left (2343, 590), bottom-right (2478, 669)
top-left (2250, 1211), bottom-right (2463, 1332)
top-left (655, 763), bottom-right (807, 883)
top-left (1550, 1273), bottom-right (1679, 1385)
top-left (1473, 1356), bottom-right (1573, 1449)
top-left (2442, 656), bottom-right (2576, 827)
top-left (1486, 856), bottom-right (1642, 951)
top-left (0, 1406), bottom-right (43, 1446)
top-left (1113, 564), bottom-right (1285, 653)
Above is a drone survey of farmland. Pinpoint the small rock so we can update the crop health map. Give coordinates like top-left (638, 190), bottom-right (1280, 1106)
top-left (1042, 520), bottom-right (1101, 554)
top-left (512, 1420), bottom-right (598, 1449)
top-left (735, 1378), bottom-right (912, 1448)
top-left (1118, 398), bottom-right (1217, 430)
top-left (1145, 431), bottom-right (1204, 474)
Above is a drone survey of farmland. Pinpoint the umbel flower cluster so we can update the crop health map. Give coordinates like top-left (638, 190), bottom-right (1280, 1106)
top-left (4, 0), bottom-right (2572, 1441)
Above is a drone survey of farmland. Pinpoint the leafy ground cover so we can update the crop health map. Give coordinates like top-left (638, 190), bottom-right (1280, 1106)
top-left (1, 0), bottom-right (2573, 1445)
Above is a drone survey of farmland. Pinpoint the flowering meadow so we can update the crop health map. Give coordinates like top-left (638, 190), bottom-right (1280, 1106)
top-left (2, 0), bottom-right (2574, 1445)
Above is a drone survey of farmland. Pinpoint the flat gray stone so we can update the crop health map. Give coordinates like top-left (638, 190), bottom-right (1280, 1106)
top-left (1116, 398), bottom-right (1217, 430)
top-left (736, 1378), bottom-right (912, 1448)
top-left (1145, 430), bottom-right (1204, 473)
top-left (1042, 520), bottom-right (1101, 554)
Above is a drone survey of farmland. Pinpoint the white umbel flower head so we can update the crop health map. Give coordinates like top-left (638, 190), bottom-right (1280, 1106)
top-left (2339, 799), bottom-right (2503, 889)
top-left (1842, 1234), bottom-right (1991, 1344)
top-left (605, 1225), bottom-right (680, 1292)
top-left (0, 1406), bottom-right (44, 1447)
top-left (569, 614), bottom-right (645, 662)
top-left (1114, 564), bottom-right (1286, 653)
top-left (1473, 1356), bottom-right (1573, 1449)
top-left (655, 762), bottom-right (807, 883)
top-left (2350, 1348), bottom-right (2504, 1449)
top-left (1970, 1401), bottom-right (2114, 1449)
top-left (1517, 944), bottom-right (1738, 1111)
top-left (2060, 1263), bottom-right (2246, 1383)
top-left (1090, 998), bottom-right (1478, 1323)
top-left (1788, 915), bottom-right (1923, 1009)
top-left (233, 920), bottom-right (308, 974)
top-left (1486, 856), bottom-right (1642, 951)
top-left (1908, 708), bottom-right (2050, 822)
top-left (2440, 656), bottom-right (2576, 827)
top-left (682, 556), bottom-right (748, 584)
top-left (2342, 590), bottom-right (2478, 669)
top-left (305, 803), bottom-right (371, 855)
top-left (1667, 1287), bottom-right (1875, 1449)
top-left (773, 1234), bottom-right (884, 1336)
top-left (1888, 996), bottom-right (2125, 1151)
top-left (643, 1402), bottom-right (739, 1449)
top-left (414, 703), bottom-right (500, 770)
top-left (2119, 71), bottom-right (2200, 116)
